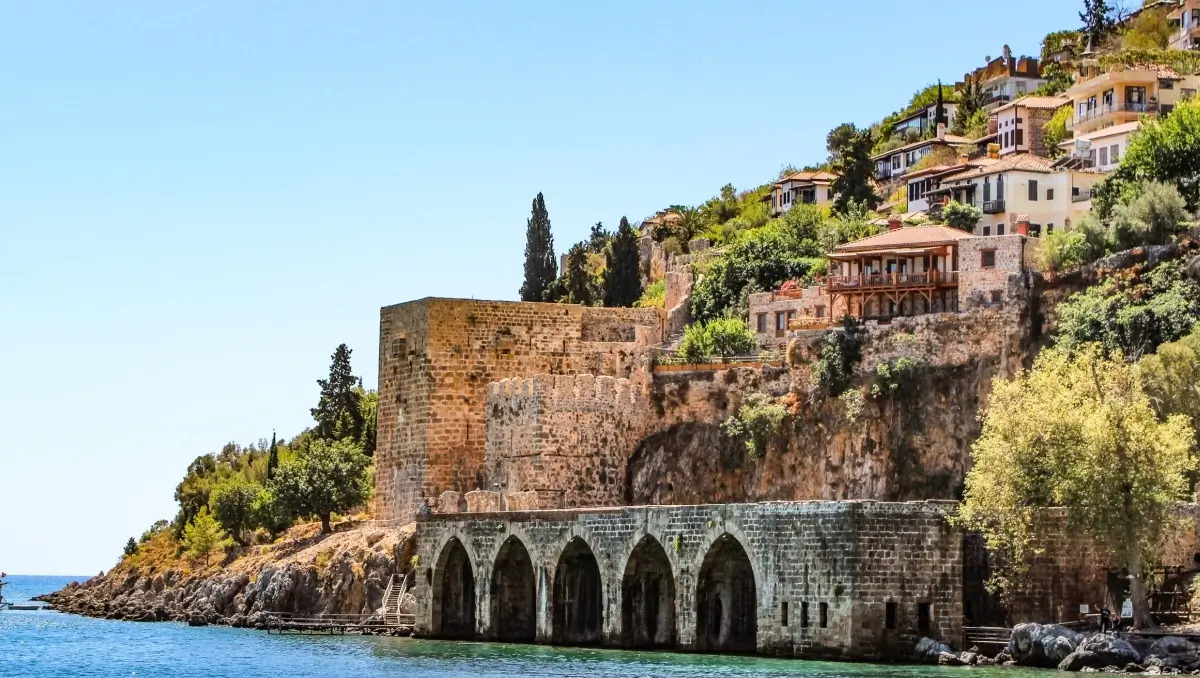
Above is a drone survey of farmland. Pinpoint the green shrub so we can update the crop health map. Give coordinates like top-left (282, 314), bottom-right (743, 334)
top-left (870, 357), bottom-right (923, 399)
top-left (814, 317), bottom-right (865, 394)
top-left (635, 279), bottom-right (666, 309)
top-left (720, 393), bottom-right (787, 458)
top-left (941, 201), bottom-right (982, 232)
top-left (840, 389), bottom-right (866, 424)
top-left (1039, 218), bottom-right (1107, 272)
top-left (677, 322), bottom-right (715, 364)
top-left (689, 224), bottom-right (823, 323)
top-left (677, 318), bottom-right (756, 363)
top-left (1109, 180), bottom-right (1190, 251)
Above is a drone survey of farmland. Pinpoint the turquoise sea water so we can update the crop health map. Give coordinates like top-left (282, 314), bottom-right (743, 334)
top-left (2, 575), bottom-right (1045, 678)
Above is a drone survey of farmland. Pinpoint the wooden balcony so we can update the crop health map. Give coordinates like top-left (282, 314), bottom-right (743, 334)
top-left (826, 270), bottom-right (958, 293)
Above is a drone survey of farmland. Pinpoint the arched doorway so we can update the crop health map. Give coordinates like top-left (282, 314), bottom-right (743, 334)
top-left (552, 537), bottom-right (602, 646)
top-left (489, 535), bottom-right (536, 642)
top-left (433, 537), bottom-right (476, 639)
top-left (696, 533), bottom-right (757, 653)
top-left (621, 535), bottom-right (677, 649)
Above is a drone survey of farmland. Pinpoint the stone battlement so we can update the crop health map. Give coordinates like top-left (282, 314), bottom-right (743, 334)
top-left (486, 373), bottom-right (640, 412)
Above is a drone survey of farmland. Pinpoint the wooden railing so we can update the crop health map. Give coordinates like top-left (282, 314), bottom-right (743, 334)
top-left (826, 270), bottom-right (957, 292)
top-left (963, 626), bottom-right (1012, 651)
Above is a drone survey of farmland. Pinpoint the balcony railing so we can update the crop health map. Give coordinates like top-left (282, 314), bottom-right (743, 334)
top-left (1069, 102), bottom-right (1158, 128)
top-left (982, 200), bottom-right (1005, 214)
top-left (983, 94), bottom-right (1012, 107)
top-left (826, 270), bottom-right (958, 292)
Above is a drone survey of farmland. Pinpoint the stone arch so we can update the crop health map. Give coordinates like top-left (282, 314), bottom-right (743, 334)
top-left (551, 536), bottom-right (602, 646)
top-left (695, 533), bottom-right (757, 653)
top-left (432, 536), bottom-right (476, 639)
top-left (489, 535), bottom-right (536, 642)
top-left (621, 534), bottom-right (677, 649)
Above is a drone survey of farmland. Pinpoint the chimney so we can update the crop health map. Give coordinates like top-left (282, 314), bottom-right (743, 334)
top-left (1016, 220), bottom-right (1030, 236)
top-left (936, 123), bottom-right (946, 141)
top-left (987, 116), bottom-right (999, 135)
top-left (887, 217), bottom-right (903, 231)
top-left (988, 143), bottom-right (1000, 159)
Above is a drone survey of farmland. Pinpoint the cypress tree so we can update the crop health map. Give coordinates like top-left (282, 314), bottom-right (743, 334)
top-left (310, 344), bottom-right (364, 442)
top-left (934, 80), bottom-right (946, 129)
top-left (266, 430), bottom-right (279, 481)
top-left (831, 129), bottom-right (881, 215)
top-left (519, 192), bottom-right (557, 302)
top-left (564, 243), bottom-right (595, 306)
top-left (603, 217), bottom-right (642, 307)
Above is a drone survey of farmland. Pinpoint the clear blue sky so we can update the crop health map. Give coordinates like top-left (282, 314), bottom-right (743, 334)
top-left (0, 1), bottom-right (1081, 575)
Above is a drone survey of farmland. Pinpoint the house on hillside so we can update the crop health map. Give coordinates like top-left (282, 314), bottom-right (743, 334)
top-left (891, 102), bottom-right (961, 139)
top-left (746, 221), bottom-right (1039, 344)
top-left (1056, 121), bottom-right (1141, 172)
top-left (872, 127), bottom-right (989, 183)
top-left (1169, 0), bottom-right (1200, 50)
top-left (960, 46), bottom-right (1045, 111)
top-left (1065, 61), bottom-right (1200, 137)
top-left (994, 96), bottom-right (1070, 157)
top-left (768, 171), bottom-right (838, 217)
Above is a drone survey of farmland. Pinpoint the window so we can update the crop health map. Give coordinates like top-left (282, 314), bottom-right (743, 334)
top-left (1183, 88), bottom-right (1197, 100)
top-left (997, 224), bottom-right (1005, 236)
top-left (918, 603), bottom-right (932, 636)
top-left (756, 314), bottom-right (767, 333)
top-left (1028, 180), bottom-right (1038, 201)
top-left (886, 602), bottom-right (897, 630)
top-left (981, 250), bottom-right (996, 268)
top-left (800, 602), bottom-right (810, 628)
top-left (775, 312), bottom-right (786, 332)
top-left (1099, 146), bottom-right (1109, 166)
top-left (819, 602), bottom-right (829, 629)
top-left (1047, 223), bottom-right (1055, 234)
top-left (786, 310), bottom-right (796, 323)
top-left (827, 188), bottom-right (834, 201)
top-left (781, 602), bottom-right (789, 627)
top-left (892, 155), bottom-right (901, 170)
top-left (1102, 89), bottom-right (1113, 108)
top-left (1126, 86), bottom-right (1146, 106)
top-left (1015, 128), bottom-right (1024, 147)
top-left (1047, 188), bottom-right (1055, 201)
top-left (815, 305), bottom-right (825, 318)
top-left (991, 290), bottom-right (1003, 304)
top-left (983, 225), bottom-right (991, 236)
top-left (1160, 78), bottom-right (1175, 90)
top-left (1111, 144), bottom-right (1120, 163)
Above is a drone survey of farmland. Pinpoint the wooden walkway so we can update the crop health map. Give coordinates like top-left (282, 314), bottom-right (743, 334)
top-left (264, 611), bottom-right (415, 635)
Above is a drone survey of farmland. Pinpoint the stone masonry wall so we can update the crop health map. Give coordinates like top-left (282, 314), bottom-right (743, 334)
top-left (412, 499), bottom-right (961, 660)
top-left (958, 234), bottom-right (1031, 309)
top-left (376, 298), bottom-right (662, 521)
top-left (484, 374), bottom-right (649, 509)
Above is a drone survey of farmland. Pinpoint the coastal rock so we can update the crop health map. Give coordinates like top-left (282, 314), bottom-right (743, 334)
top-left (1007, 623), bottom-right (1083, 667)
top-left (1058, 636), bottom-right (1142, 672)
top-left (912, 637), bottom-right (952, 663)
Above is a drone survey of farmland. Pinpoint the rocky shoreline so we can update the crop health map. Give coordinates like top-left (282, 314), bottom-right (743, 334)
top-left (917, 624), bottom-right (1200, 674)
top-left (36, 523), bottom-right (415, 632)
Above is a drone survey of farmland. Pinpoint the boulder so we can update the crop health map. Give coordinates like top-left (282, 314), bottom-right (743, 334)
top-left (1007, 623), bottom-right (1084, 667)
top-left (960, 651), bottom-right (979, 665)
top-left (1079, 634), bottom-right (1141, 667)
top-left (1150, 637), bottom-right (1200, 659)
top-left (912, 637), bottom-right (953, 663)
top-left (938, 652), bottom-right (967, 666)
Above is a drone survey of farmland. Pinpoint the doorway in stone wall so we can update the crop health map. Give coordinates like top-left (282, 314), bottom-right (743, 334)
top-left (490, 535), bottom-right (537, 642)
top-left (695, 533), bottom-right (757, 653)
top-left (552, 537), bottom-right (603, 646)
top-left (621, 535), bottom-right (677, 649)
top-left (434, 538), bottom-right (476, 639)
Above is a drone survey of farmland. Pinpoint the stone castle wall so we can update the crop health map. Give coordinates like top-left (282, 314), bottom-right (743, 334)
top-left (375, 298), bottom-right (662, 521)
top-left (413, 499), bottom-right (962, 660)
top-left (483, 374), bottom-right (649, 509)
top-left (958, 234), bottom-right (1032, 309)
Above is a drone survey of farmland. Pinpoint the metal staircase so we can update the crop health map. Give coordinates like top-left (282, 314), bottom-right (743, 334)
top-left (381, 572), bottom-right (414, 626)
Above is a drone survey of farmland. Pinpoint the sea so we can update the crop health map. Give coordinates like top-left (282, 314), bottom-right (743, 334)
top-left (1, 575), bottom-right (1045, 678)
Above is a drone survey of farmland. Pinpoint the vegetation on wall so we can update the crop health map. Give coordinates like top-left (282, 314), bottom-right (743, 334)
top-left (676, 317), bottom-right (756, 363)
top-left (720, 393), bottom-right (787, 459)
top-left (814, 317), bottom-right (865, 395)
top-left (956, 345), bottom-right (1195, 627)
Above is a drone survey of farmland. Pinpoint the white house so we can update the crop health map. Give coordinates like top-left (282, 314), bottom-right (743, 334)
top-left (1057, 121), bottom-right (1141, 172)
top-left (769, 171), bottom-right (838, 217)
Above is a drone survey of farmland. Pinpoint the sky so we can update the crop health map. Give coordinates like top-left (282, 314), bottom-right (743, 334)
top-left (0, 1), bottom-right (1083, 575)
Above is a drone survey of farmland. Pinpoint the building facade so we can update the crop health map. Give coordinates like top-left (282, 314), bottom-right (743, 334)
top-left (770, 171), bottom-right (838, 217)
top-left (1065, 62), bottom-right (1200, 136)
top-left (994, 96), bottom-right (1069, 157)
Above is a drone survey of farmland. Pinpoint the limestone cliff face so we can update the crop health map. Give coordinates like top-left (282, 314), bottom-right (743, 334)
top-left (41, 523), bottom-right (415, 627)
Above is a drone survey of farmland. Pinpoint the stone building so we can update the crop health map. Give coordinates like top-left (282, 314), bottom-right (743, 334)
top-left (375, 298), bottom-right (662, 521)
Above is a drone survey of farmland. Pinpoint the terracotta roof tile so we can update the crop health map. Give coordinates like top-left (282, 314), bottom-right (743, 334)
top-left (995, 95), bottom-right (1070, 112)
top-left (774, 170), bottom-right (838, 186)
top-left (938, 152), bottom-right (1056, 181)
top-left (834, 225), bottom-right (974, 252)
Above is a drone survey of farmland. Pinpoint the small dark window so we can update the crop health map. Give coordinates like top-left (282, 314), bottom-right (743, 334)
top-left (991, 290), bottom-right (1003, 304)
top-left (756, 314), bottom-right (766, 333)
top-left (819, 602), bottom-right (829, 629)
top-left (800, 602), bottom-right (810, 628)
top-left (1015, 128), bottom-right (1024, 146)
top-left (983, 225), bottom-right (991, 236)
top-left (886, 602), bottom-right (898, 629)
top-left (776, 312), bottom-right (786, 331)
top-left (781, 602), bottom-right (789, 627)
top-left (815, 305), bottom-right (826, 319)
top-left (981, 250), bottom-right (996, 268)
top-left (1028, 180), bottom-right (1039, 201)
top-left (1047, 223), bottom-right (1055, 234)
top-left (1047, 188), bottom-right (1055, 200)
top-left (918, 603), bottom-right (933, 635)
top-left (997, 224), bottom-right (1005, 236)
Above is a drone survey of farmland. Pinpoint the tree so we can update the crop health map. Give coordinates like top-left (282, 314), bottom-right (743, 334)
top-left (814, 316), bottom-right (865, 394)
top-left (957, 346), bottom-right (1194, 628)
top-left (1043, 106), bottom-right (1073, 159)
top-left (310, 344), bottom-right (365, 445)
top-left (1140, 325), bottom-right (1200, 432)
top-left (265, 431), bottom-right (279, 481)
top-left (519, 192), bottom-right (557, 302)
top-left (123, 537), bottom-right (139, 557)
top-left (831, 128), bottom-right (880, 214)
top-left (707, 317), bottom-right (756, 359)
top-left (358, 388), bottom-right (378, 456)
top-left (268, 438), bottom-right (371, 534)
top-left (1080, 0), bottom-right (1117, 51)
top-left (210, 476), bottom-right (261, 545)
top-left (563, 243), bottom-right (596, 306)
top-left (933, 80), bottom-right (947, 129)
top-left (183, 506), bottom-right (231, 567)
top-left (1095, 99), bottom-right (1200, 216)
top-left (251, 487), bottom-right (293, 538)
top-left (941, 201), bottom-right (982, 232)
top-left (588, 222), bottom-right (609, 252)
top-left (953, 78), bottom-right (988, 136)
top-left (603, 217), bottom-right (642, 307)
top-left (1109, 180), bottom-right (1190, 251)
top-left (826, 122), bottom-right (858, 164)
top-left (1122, 6), bottom-right (1171, 50)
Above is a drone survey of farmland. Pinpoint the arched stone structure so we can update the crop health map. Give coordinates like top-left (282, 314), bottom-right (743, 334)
top-left (695, 533), bottom-right (757, 653)
top-left (551, 537), bottom-right (602, 646)
top-left (490, 535), bottom-right (537, 642)
top-left (621, 534), bottom-right (677, 649)
top-left (433, 537), bottom-right (476, 639)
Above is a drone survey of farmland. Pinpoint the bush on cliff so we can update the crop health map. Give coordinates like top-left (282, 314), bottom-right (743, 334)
top-left (676, 317), bottom-right (756, 363)
top-left (1038, 215), bottom-right (1108, 272)
top-left (183, 507), bottom-right (232, 567)
top-left (210, 476), bottom-right (261, 546)
top-left (1140, 324), bottom-right (1200, 432)
top-left (814, 316), bottom-right (864, 394)
top-left (1094, 99), bottom-right (1200, 216)
top-left (720, 392), bottom-right (787, 459)
top-left (957, 345), bottom-right (1195, 628)
top-left (268, 438), bottom-right (371, 534)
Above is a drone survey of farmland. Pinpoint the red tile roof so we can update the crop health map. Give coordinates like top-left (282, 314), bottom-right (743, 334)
top-left (833, 225), bottom-right (974, 253)
top-left (995, 95), bottom-right (1070, 112)
top-left (938, 152), bottom-right (1056, 181)
top-left (775, 170), bottom-right (838, 186)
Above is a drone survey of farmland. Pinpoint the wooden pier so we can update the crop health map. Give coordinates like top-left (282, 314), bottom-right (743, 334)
top-left (264, 611), bottom-right (415, 635)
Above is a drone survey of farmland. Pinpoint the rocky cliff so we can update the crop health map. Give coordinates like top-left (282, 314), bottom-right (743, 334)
top-left (40, 521), bottom-right (416, 628)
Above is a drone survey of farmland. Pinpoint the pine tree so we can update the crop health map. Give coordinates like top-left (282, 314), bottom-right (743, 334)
top-left (1080, 0), bottom-right (1116, 52)
top-left (934, 80), bottom-right (946, 129)
top-left (588, 222), bottom-right (609, 252)
top-left (266, 431), bottom-right (279, 481)
top-left (519, 192), bottom-right (557, 302)
top-left (603, 217), bottom-right (642, 307)
top-left (564, 243), bottom-right (595, 306)
top-left (182, 506), bottom-right (230, 567)
top-left (123, 537), bottom-right (139, 557)
top-left (310, 344), bottom-right (364, 442)
top-left (831, 129), bottom-right (881, 214)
